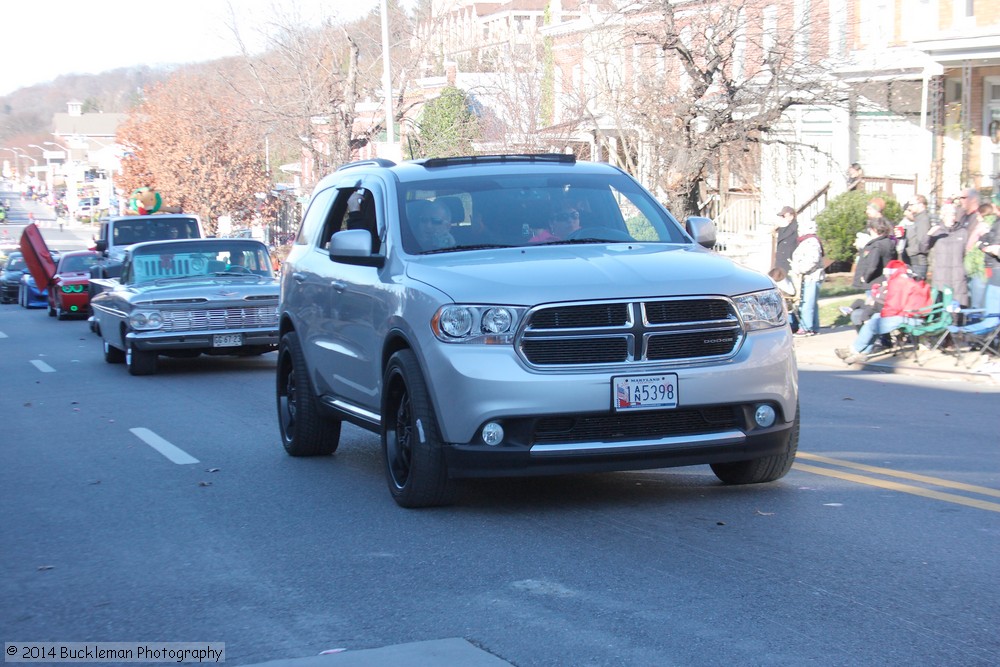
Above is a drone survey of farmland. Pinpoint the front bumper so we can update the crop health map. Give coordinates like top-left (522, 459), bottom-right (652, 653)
top-left (1, 282), bottom-right (19, 302)
top-left (55, 292), bottom-right (91, 315)
top-left (443, 414), bottom-right (794, 477)
top-left (126, 327), bottom-right (279, 352)
top-left (417, 325), bottom-right (797, 475)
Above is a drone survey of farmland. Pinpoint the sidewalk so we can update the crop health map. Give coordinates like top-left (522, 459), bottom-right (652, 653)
top-left (792, 324), bottom-right (1000, 385)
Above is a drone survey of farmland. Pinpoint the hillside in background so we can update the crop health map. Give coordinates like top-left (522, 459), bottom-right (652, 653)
top-left (0, 66), bottom-right (173, 146)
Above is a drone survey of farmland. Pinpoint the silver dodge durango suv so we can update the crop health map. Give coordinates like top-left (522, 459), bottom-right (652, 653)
top-left (277, 154), bottom-right (798, 507)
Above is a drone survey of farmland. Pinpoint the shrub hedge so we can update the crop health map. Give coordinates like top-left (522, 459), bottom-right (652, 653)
top-left (815, 190), bottom-right (903, 265)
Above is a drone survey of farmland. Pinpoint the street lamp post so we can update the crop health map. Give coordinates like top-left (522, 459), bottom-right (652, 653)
top-left (44, 140), bottom-right (78, 215)
top-left (28, 144), bottom-right (56, 204)
top-left (0, 147), bottom-right (21, 179)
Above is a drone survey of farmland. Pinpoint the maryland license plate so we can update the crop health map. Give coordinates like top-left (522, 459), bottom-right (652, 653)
top-left (613, 374), bottom-right (678, 412)
top-left (213, 334), bottom-right (243, 347)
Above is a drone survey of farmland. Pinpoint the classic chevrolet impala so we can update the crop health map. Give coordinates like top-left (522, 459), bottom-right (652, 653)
top-left (90, 238), bottom-right (280, 375)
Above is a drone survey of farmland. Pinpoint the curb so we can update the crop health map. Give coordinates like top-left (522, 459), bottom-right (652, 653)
top-left (792, 326), bottom-right (999, 385)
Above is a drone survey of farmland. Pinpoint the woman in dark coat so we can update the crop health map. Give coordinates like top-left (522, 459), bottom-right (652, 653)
top-left (773, 206), bottom-right (799, 273)
top-left (922, 202), bottom-right (970, 307)
top-left (852, 217), bottom-right (896, 291)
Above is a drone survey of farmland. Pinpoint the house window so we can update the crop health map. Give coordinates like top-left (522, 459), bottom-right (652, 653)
top-left (952, 0), bottom-right (974, 27)
top-left (763, 6), bottom-right (778, 59)
top-left (794, 0), bottom-right (811, 60)
top-left (828, 0), bottom-right (847, 57)
top-left (946, 78), bottom-right (962, 104)
top-left (903, 0), bottom-right (935, 41)
top-left (732, 8), bottom-right (746, 81)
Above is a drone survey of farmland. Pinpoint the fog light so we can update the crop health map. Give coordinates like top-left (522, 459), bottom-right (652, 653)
top-left (754, 404), bottom-right (776, 428)
top-left (481, 422), bottom-right (504, 446)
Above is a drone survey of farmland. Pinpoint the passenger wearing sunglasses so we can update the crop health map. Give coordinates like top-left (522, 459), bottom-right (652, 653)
top-left (530, 203), bottom-right (581, 243)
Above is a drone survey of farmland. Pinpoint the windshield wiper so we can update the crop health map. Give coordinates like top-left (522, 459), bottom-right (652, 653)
top-left (148, 275), bottom-right (214, 286)
top-left (420, 243), bottom-right (516, 254)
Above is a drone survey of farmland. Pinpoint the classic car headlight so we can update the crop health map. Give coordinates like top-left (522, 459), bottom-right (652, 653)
top-left (129, 310), bottom-right (164, 330)
top-left (432, 305), bottom-right (526, 344)
top-left (734, 289), bottom-right (787, 331)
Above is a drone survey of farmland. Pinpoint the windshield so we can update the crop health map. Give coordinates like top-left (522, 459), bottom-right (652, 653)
top-left (6, 256), bottom-right (25, 272)
top-left (59, 254), bottom-right (99, 273)
top-left (113, 217), bottom-right (200, 246)
top-left (126, 242), bottom-right (273, 284)
top-left (397, 172), bottom-right (688, 254)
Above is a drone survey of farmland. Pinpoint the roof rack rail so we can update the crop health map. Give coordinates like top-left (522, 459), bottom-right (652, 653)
top-left (422, 153), bottom-right (576, 168)
top-left (336, 158), bottom-right (397, 171)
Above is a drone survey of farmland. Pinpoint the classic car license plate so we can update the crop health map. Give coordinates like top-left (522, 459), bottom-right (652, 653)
top-left (213, 334), bottom-right (243, 347)
top-left (613, 374), bottom-right (678, 411)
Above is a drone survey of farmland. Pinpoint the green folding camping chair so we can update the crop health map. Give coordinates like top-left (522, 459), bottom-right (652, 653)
top-left (894, 286), bottom-right (954, 366)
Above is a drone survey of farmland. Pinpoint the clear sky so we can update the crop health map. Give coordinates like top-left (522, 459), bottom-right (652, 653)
top-left (0, 0), bottom-right (396, 95)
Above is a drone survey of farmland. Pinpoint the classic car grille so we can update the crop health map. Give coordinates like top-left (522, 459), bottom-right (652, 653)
top-left (518, 298), bottom-right (742, 367)
top-left (159, 306), bottom-right (279, 332)
top-left (533, 406), bottom-right (740, 445)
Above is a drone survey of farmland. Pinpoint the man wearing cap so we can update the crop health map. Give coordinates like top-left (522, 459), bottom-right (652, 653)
top-left (773, 206), bottom-right (799, 274)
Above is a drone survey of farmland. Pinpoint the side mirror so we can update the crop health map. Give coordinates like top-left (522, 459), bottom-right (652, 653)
top-left (94, 239), bottom-right (108, 253)
top-left (329, 229), bottom-right (384, 268)
top-left (685, 216), bottom-right (717, 249)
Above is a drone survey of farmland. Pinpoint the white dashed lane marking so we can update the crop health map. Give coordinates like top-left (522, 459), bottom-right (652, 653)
top-left (130, 428), bottom-right (200, 465)
top-left (30, 359), bottom-right (55, 372)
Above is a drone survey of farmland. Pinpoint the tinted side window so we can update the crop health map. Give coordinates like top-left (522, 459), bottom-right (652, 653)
top-left (296, 187), bottom-right (337, 246)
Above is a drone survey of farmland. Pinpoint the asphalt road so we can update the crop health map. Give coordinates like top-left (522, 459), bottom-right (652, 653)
top-left (2, 231), bottom-right (999, 666)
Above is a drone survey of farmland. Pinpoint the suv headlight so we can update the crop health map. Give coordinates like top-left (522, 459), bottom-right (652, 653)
top-left (432, 305), bottom-right (527, 344)
top-left (734, 289), bottom-right (786, 331)
top-left (129, 310), bottom-right (164, 330)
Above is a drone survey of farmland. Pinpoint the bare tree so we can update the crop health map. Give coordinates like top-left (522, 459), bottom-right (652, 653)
top-left (221, 1), bottom-right (431, 187)
top-left (116, 71), bottom-right (272, 234)
top-left (560, 0), bottom-right (847, 217)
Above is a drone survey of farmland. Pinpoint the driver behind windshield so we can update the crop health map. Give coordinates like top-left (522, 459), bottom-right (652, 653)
top-left (227, 251), bottom-right (250, 270)
top-left (410, 200), bottom-right (456, 251)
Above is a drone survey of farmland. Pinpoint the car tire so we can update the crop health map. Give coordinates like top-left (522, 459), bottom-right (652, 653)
top-left (126, 342), bottom-right (158, 376)
top-left (276, 331), bottom-right (340, 456)
top-left (103, 340), bottom-right (125, 364)
top-left (381, 349), bottom-right (458, 508)
top-left (711, 401), bottom-right (800, 485)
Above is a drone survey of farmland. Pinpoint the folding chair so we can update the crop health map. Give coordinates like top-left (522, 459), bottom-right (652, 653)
top-left (894, 286), bottom-right (954, 366)
top-left (945, 286), bottom-right (1000, 368)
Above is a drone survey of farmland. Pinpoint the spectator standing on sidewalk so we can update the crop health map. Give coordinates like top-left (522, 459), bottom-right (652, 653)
top-left (974, 216), bottom-right (1000, 329)
top-left (902, 195), bottom-right (932, 279)
top-left (846, 163), bottom-right (865, 192)
top-left (964, 202), bottom-right (995, 310)
top-left (956, 188), bottom-right (981, 230)
top-left (789, 218), bottom-right (825, 336)
top-left (772, 206), bottom-right (799, 274)
top-left (922, 201), bottom-right (970, 308)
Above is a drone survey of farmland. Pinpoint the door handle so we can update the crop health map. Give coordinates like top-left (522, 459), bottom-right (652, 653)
top-left (331, 280), bottom-right (347, 293)
top-left (292, 272), bottom-right (307, 283)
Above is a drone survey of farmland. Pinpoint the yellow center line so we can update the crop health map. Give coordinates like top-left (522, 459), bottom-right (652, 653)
top-left (792, 464), bottom-right (1000, 513)
top-left (797, 451), bottom-right (1000, 499)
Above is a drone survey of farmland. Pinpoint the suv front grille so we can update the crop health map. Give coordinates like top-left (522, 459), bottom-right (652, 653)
top-left (519, 298), bottom-right (743, 366)
top-left (160, 306), bottom-right (278, 332)
top-left (533, 406), bottom-right (740, 445)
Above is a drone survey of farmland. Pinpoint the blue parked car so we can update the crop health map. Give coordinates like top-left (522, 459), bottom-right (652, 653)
top-left (19, 272), bottom-right (48, 308)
